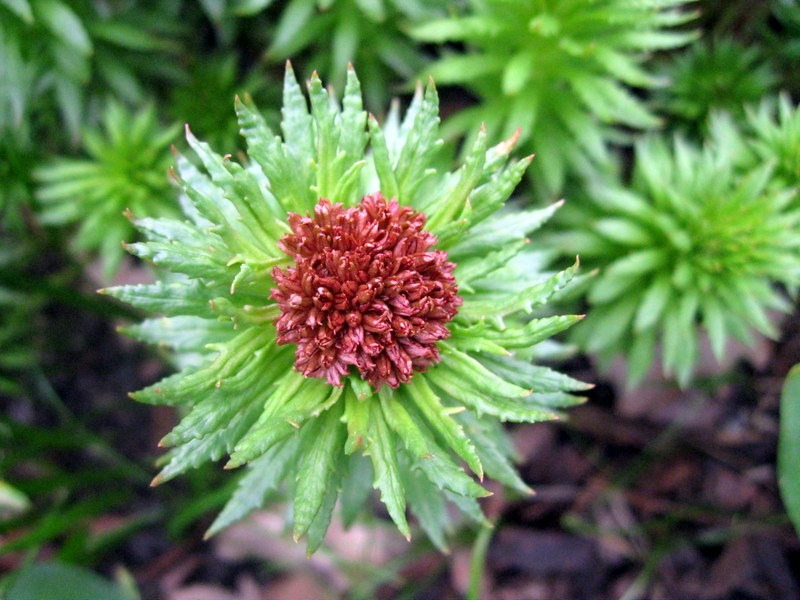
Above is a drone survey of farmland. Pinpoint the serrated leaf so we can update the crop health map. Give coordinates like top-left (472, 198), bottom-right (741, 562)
top-left (456, 411), bottom-right (531, 496)
top-left (402, 461), bottom-right (451, 553)
top-left (205, 437), bottom-right (299, 538)
top-left (227, 374), bottom-right (340, 468)
top-left (154, 403), bottom-right (262, 484)
top-left (368, 398), bottom-right (411, 539)
top-left (380, 390), bottom-right (490, 499)
top-left (343, 386), bottom-right (370, 454)
top-left (293, 402), bottom-right (346, 542)
top-left (405, 377), bottom-right (483, 479)
top-left (427, 368), bottom-right (560, 423)
top-left (437, 344), bottom-right (531, 400)
top-left (460, 260), bottom-right (578, 324)
top-left (101, 280), bottom-right (218, 317)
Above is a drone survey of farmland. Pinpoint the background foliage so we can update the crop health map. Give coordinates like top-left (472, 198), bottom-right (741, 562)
top-left (2, 0), bottom-right (799, 598)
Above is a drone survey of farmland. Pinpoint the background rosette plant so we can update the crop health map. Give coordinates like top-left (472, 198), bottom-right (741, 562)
top-left (655, 37), bottom-right (778, 136)
top-left (35, 102), bottom-right (181, 278)
top-left (559, 134), bottom-right (800, 387)
top-left (104, 64), bottom-right (589, 553)
top-left (411, 0), bottom-right (697, 196)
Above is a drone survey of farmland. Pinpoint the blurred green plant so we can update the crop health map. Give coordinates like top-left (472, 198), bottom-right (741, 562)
top-left (412, 0), bottom-right (696, 196)
top-left (0, 0), bottom-right (183, 145)
top-left (763, 0), bottom-right (800, 91)
top-left (560, 135), bottom-right (800, 386)
top-left (168, 54), bottom-right (279, 154)
top-left (743, 94), bottom-right (800, 191)
top-left (105, 64), bottom-right (588, 554)
top-left (35, 102), bottom-right (181, 279)
top-left (655, 37), bottom-right (777, 135)
top-left (779, 364), bottom-right (800, 538)
top-left (266, 0), bottom-right (449, 109)
top-left (2, 561), bottom-right (138, 600)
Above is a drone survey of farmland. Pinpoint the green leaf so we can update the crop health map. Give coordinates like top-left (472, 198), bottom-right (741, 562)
top-left (227, 374), bottom-right (340, 468)
top-left (344, 386), bottom-right (371, 454)
top-left (451, 202), bottom-right (561, 258)
top-left (205, 438), bottom-right (299, 538)
top-left (340, 453), bottom-right (374, 528)
top-left (293, 402), bottom-right (346, 542)
top-left (6, 561), bottom-right (134, 600)
top-left (477, 354), bottom-right (590, 394)
top-left (280, 61), bottom-right (314, 159)
top-left (402, 461), bottom-right (451, 553)
top-left (633, 275), bottom-right (672, 332)
top-left (154, 403), bottom-right (262, 484)
top-left (457, 411), bottom-right (531, 496)
top-left (368, 398), bottom-right (411, 540)
top-left (304, 476), bottom-right (340, 555)
top-left (133, 327), bottom-right (275, 407)
top-left (1, 0), bottom-right (33, 22)
top-left (437, 344), bottom-right (531, 400)
top-left (460, 260), bottom-right (579, 324)
top-left (427, 368), bottom-right (560, 423)
top-left (380, 390), bottom-right (489, 499)
top-left (405, 377), bottom-right (483, 479)
top-left (368, 115), bottom-right (400, 200)
top-left (393, 81), bottom-right (442, 203)
top-left (779, 365), bottom-right (800, 538)
top-left (34, 0), bottom-right (92, 55)
top-left (233, 0), bottom-right (275, 15)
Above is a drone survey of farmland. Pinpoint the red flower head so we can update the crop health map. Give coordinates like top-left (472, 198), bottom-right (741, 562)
top-left (271, 192), bottom-right (462, 389)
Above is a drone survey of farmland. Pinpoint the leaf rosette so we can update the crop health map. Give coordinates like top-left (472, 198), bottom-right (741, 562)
top-left (561, 134), bottom-right (800, 387)
top-left (105, 64), bottom-right (587, 553)
top-left (412, 0), bottom-right (696, 196)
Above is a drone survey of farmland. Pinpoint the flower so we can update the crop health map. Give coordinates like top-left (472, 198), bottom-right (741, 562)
top-left (272, 193), bottom-right (461, 389)
top-left (105, 64), bottom-right (588, 553)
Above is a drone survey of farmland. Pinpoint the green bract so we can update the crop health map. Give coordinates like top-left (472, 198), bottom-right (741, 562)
top-left (104, 65), bottom-right (587, 553)
top-left (412, 0), bottom-right (696, 196)
top-left (561, 135), bottom-right (800, 387)
top-left (35, 102), bottom-right (180, 279)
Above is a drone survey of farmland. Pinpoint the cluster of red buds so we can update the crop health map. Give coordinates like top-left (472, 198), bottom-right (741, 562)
top-left (271, 193), bottom-right (461, 389)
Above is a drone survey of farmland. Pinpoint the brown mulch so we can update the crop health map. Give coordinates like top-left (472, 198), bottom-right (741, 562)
top-left (4, 262), bottom-right (800, 599)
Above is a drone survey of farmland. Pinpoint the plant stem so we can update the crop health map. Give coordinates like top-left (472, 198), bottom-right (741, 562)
top-left (467, 520), bottom-right (495, 600)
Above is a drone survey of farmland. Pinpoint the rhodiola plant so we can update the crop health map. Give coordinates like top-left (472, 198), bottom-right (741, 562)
top-left (655, 37), bottom-right (777, 136)
top-left (104, 64), bottom-right (589, 553)
top-left (744, 94), bottom-right (800, 192)
top-left (35, 102), bottom-right (180, 279)
top-left (559, 134), bottom-right (800, 387)
top-left (411, 0), bottom-right (696, 196)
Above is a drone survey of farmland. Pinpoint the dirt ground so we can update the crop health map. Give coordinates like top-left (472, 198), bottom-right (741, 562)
top-left (4, 259), bottom-right (800, 600)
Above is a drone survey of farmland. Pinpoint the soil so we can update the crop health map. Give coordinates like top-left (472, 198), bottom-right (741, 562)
top-left (4, 259), bottom-right (800, 600)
